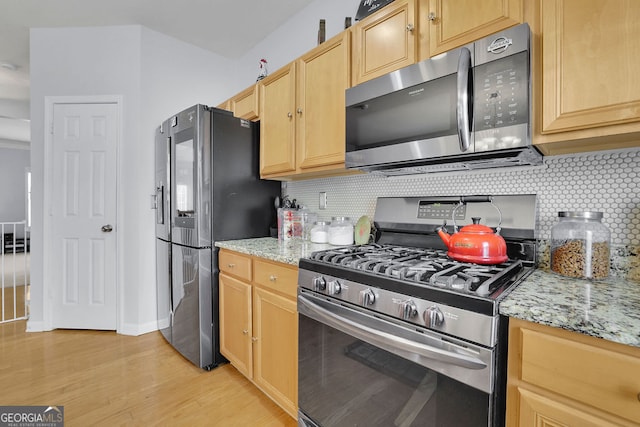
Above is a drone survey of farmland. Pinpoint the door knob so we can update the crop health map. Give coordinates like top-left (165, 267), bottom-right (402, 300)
top-left (101, 224), bottom-right (113, 232)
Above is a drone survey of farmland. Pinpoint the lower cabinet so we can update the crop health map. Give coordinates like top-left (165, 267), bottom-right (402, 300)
top-left (506, 318), bottom-right (640, 427)
top-left (219, 249), bottom-right (298, 419)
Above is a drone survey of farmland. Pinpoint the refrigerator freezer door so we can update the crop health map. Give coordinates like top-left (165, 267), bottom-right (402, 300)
top-left (171, 243), bottom-right (213, 368)
top-left (156, 239), bottom-right (172, 343)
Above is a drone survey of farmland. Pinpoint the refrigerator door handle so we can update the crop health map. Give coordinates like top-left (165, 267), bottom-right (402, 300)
top-left (155, 185), bottom-right (164, 224)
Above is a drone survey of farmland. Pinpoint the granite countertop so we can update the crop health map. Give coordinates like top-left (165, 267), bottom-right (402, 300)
top-left (216, 238), bottom-right (640, 349)
top-left (500, 269), bottom-right (640, 348)
top-left (215, 237), bottom-right (333, 266)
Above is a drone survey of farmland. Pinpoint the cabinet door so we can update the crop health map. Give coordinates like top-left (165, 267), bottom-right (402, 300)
top-left (297, 32), bottom-right (350, 171)
top-left (231, 84), bottom-right (259, 121)
top-left (427, 0), bottom-right (522, 55)
top-left (259, 63), bottom-right (296, 177)
top-left (541, 0), bottom-right (640, 134)
top-left (252, 286), bottom-right (298, 418)
top-left (219, 273), bottom-right (253, 378)
top-left (352, 0), bottom-right (417, 85)
top-left (516, 388), bottom-right (621, 427)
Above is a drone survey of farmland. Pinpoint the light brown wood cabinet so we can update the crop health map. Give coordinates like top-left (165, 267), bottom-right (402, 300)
top-left (506, 318), bottom-right (640, 427)
top-left (218, 249), bottom-right (298, 419)
top-left (351, 0), bottom-right (421, 85)
top-left (230, 83), bottom-right (259, 121)
top-left (426, 0), bottom-right (523, 56)
top-left (216, 84), bottom-right (259, 120)
top-left (259, 32), bottom-right (352, 180)
top-left (532, 0), bottom-right (640, 155)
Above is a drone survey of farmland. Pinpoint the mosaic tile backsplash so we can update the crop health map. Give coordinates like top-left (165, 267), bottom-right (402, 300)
top-left (283, 148), bottom-right (640, 279)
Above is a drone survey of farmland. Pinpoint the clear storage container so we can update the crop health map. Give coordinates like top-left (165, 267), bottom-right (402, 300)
top-left (550, 211), bottom-right (610, 279)
top-left (328, 217), bottom-right (354, 246)
top-left (310, 221), bottom-right (330, 243)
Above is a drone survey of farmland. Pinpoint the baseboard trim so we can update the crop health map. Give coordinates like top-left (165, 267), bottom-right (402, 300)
top-left (119, 321), bottom-right (158, 336)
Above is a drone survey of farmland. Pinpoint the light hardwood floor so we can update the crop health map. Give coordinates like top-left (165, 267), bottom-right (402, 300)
top-left (0, 321), bottom-right (297, 426)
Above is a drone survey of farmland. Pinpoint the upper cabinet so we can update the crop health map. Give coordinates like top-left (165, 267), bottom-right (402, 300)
top-left (230, 83), bottom-right (260, 121)
top-left (217, 84), bottom-right (260, 121)
top-left (533, 0), bottom-right (640, 155)
top-left (426, 0), bottom-right (523, 56)
top-left (351, 0), bottom-right (421, 85)
top-left (259, 32), bottom-right (353, 180)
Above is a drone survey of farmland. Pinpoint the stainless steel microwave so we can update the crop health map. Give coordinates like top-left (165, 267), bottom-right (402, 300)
top-left (345, 23), bottom-right (542, 175)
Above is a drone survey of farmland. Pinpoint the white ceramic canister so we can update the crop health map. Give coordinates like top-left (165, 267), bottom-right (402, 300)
top-left (328, 217), bottom-right (354, 246)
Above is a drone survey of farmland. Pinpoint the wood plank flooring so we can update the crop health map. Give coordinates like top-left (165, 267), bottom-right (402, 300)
top-left (0, 321), bottom-right (297, 426)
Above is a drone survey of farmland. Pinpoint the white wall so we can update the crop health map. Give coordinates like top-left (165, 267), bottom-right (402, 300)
top-left (29, 25), bottom-right (233, 334)
top-left (0, 147), bottom-right (29, 223)
top-left (222, 0), bottom-right (356, 101)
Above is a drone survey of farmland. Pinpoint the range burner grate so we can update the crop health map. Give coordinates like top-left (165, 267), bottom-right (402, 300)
top-left (309, 244), bottom-right (523, 297)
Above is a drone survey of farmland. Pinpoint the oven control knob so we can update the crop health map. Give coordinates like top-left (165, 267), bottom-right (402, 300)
top-left (327, 280), bottom-right (342, 295)
top-left (359, 289), bottom-right (376, 306)
top-left (424, 306), bottom-right (445, 327)
top-left (313, 277), bottom-right (327, 291)
top-left (399, 300), bottom-right (418, 320)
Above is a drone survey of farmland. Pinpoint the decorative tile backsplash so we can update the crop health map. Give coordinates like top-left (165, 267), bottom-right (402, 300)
top-left (283, 148), bottom-right (640, 279)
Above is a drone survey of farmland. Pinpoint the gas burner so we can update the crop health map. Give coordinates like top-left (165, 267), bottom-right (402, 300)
top-left (309, 243), bottom-right (523, 298)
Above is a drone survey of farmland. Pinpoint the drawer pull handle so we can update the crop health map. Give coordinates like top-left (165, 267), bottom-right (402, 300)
top-left (227, 263), bottom-right (235, 268)
top-left (242, 329), bottom-right (248, 335)
top-left (269, 275), bottom-right (277, 282)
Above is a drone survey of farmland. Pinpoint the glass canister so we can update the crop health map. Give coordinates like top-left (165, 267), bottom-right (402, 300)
top-left (310, 221), bottom-right (330, 243)
top-left (550, 211), bottom-right (610, 279)
top-left (328, 217), bottom-right (354, 246)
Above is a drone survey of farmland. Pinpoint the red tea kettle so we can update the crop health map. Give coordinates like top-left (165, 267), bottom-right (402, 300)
top-left (437, 197), bottom-right (508, 265)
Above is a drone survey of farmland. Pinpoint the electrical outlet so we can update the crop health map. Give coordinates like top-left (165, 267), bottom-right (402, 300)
top-left (319, 192), bottom-right (327, 210)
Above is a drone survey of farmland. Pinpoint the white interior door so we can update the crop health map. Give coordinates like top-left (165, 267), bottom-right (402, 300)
top-left (50, 102), bottom-right (118, 330)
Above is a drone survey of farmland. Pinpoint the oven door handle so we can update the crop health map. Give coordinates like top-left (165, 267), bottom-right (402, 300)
top-left (298, 294), bottom-right (487, 370)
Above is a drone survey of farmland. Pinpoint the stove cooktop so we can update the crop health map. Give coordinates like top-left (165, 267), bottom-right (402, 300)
top-left (305, 243), bottom-right (523, 298)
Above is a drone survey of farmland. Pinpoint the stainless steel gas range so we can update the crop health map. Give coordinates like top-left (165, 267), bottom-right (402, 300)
top-left (297, 194), bottom-right (537, 427)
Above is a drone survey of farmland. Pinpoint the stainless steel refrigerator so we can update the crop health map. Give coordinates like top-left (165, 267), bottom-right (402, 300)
top-left (154, 104), bottom-right (280, 369)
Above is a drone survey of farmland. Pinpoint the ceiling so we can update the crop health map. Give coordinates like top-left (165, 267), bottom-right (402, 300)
top-left (0, 0), bottom-right (314, 142)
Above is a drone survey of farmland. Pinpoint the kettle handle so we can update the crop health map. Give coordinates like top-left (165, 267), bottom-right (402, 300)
top-left (451, 196), bottom-right (503, 234)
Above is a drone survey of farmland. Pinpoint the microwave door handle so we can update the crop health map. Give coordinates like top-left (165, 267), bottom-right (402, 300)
top-left (298, 294), bottom-right (486, 370)
top-left (456, 47), bottom-right (472, 152)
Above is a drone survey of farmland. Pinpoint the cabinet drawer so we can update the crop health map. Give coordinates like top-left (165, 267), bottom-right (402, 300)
top-left (218, 250), bottom-right (252, 281)
top-left (253, 259), bottom-right (298, 299)
top-left (519, 327), bottom-right (640, 424)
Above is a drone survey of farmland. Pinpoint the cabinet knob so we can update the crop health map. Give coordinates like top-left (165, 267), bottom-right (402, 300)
top-left (251, 337), bottom-right (258, 342)
top-left (297, 107), bottom-right (303, 115)
top-left (406, 24), bottom-right (414, 32)
top-left (242, 329), bottom-right (248, 335)
top-left (428, 12), bottom-right (437, 22)
top-left (269, 275), bottom-right (277, 282)
top-left (287, 112), bottom-right (293, 118)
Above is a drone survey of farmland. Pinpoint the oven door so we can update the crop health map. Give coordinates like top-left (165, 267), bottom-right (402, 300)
top-left (298, 290), bottom-right (501, 427)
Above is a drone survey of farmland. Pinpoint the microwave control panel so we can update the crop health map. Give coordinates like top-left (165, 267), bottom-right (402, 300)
top-left (474, 51), bottom-right (528, 132)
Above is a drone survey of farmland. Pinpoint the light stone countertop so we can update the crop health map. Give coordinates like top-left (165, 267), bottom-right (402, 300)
top-left (215, 237), bottom-right (333, 266)
top-left (500, 269), bottom-right (640, 348)
top-left (215, 237), bottom-right (640, 349)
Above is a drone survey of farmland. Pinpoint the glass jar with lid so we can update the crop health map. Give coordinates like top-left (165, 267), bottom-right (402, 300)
top-left (328, 217), bottom-right (354, 246)
top-left (310, 221), bottom-right (330, 243)
top-left (550, 211), bottom-right (610, 279)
